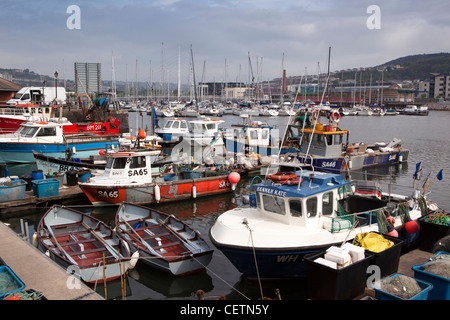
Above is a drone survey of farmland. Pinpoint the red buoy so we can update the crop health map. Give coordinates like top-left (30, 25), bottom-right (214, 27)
top-left (405, 219), bottom-right (419, 234)
top-left (228, 172), bottom-right (241, 184)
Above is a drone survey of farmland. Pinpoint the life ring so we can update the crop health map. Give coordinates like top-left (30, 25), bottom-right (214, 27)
top-left (278, 178), bottom-right (302, 185)
top-left (312, 109), bottom-right (320, 121)
top-left (267, 172), bottom-right (298, 181)
top-left (332, 111), bottom-right (341, 123)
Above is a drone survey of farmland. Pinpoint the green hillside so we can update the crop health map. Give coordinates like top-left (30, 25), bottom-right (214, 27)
top-left (336, 53), bottom-right (450, 83)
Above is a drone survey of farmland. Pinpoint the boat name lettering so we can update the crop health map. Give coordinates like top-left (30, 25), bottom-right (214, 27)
top-left (87, 124), bottom-right (102, 131)
top-left (256, 187), bottom-right (286, 197)
top-left (276, 254), bottom-right (300, 263)
top-left (389, 154), bottom-right (396, 161)
top-left (219, 180), bottom-right (231, 188)
top-left (58, 164), bottom-right (76, 171)
top-left (321, 161), bottom-right (336, 168)
top-left (128, 169), bottom-right (148, 176)
top-left (97, 189), bottom-right (119, 198)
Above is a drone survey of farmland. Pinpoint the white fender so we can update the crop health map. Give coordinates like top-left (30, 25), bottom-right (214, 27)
top-left (129, 251), bottom-right (139, 269)
top-left (154, 184), bottom-right (160, 202)
top-left (192, 185), bottom-right (197, 198)
top-left (32, 232), bottom-right (39, 247)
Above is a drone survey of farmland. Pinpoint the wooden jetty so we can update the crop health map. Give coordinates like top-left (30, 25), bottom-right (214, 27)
top-left (0, 221), bottom-right (103, 300)
top-left (0, 185), bottom-right (87, 214)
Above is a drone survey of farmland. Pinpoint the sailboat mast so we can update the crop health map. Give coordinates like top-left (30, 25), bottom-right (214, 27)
top-left (190, 45), bottom-right (198, 111)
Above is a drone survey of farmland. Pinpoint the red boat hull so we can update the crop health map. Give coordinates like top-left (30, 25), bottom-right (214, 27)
top-left (80, 176), bottom-right (233, 205)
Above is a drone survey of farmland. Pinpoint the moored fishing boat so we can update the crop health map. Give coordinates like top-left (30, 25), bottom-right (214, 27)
top-left (209, 169), bottom-right (433, 279)
top-left (155, 117), bottom-right (224, 145)
top-left (0, 121), bottom-right (119, 164)
top-left (221, 116), bottom-right (294, 158)
top-left (79, 148), bottom-right (240, 205)
top-left (32, 150), bottom-right (106, 175)
top-left (36, 205), bottom-right (137, 283)
top-left (115, 202), bottom-right (213, 276)
top-left (0, 103), bottom-right (120, 135)
top-left (282, 108), bottom-right (409, 172)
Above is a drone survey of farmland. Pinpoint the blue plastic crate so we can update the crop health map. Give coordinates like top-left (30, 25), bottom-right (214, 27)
top-left (31, 178), bottom-right (59, 198)
top-left (0, 179), bottom-right (27, 202)
top-left (374, 273), bottom-right (433, 300)
top-left (412, 251), bottom-right (450, 300)
top-left (0, 265), bottom-right (26, 299)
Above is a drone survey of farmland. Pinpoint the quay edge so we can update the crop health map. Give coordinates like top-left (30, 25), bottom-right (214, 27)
top-left (0, 221), bottom-right (103, 300)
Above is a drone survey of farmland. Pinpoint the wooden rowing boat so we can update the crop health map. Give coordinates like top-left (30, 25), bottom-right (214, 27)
top-left (36, 204), bottom-right (138, 283)
top-left (115, 202), bottom-right (213, 276)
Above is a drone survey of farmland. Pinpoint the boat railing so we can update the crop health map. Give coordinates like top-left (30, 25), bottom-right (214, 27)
top-left (327, 206), bottom-right (382, 234)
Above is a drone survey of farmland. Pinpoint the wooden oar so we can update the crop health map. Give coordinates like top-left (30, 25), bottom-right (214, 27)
top-left (81, 221), bottom-right (120, 260)
top-left (156, 217), bottom-right (198, 253)
top-left (119, 217), bottom-right (163, 257)
top-left (44, 225), bottom-right (79, 265)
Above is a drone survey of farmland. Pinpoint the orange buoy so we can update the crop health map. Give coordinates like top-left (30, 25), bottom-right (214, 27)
top-left (138, 129), bottom-right (146, 140)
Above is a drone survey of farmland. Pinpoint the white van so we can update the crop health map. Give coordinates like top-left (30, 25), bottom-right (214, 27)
top-left (7, 87), bottom-right (66, 106)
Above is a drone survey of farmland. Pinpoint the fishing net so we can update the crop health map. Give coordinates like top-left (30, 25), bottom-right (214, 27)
top-left (3, 289), bottom-right (45, 300)
top-left (0, 271), bottom-right (21, 296)
top-left (418, 196), bottom-right (429, 216)
top-left (424, 211), bottom-right (450, 226)
top-left (378, 274), bottom-right (422, 299)
top-left (422, 252), bottom-right (450, 279)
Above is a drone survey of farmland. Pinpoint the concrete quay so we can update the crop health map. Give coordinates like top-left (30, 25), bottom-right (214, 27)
top-left (0, 222), bottom-right (103, 300)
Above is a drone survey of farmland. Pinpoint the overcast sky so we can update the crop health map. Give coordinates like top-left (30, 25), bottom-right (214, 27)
top-left (1, 0), bottom-right (449, 84)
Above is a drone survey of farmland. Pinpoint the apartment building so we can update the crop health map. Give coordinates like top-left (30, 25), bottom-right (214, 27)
top-left (419, 73), bottom-right (450, 99)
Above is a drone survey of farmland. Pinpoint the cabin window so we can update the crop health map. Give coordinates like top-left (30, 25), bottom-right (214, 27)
top-left (112, 158), bottom-right (127, 169)
top-left (250, 130), bottom-right (258, 140)
top-left (172, 121), bottom-right (180, 129)
top-left (345, 184), bottom-right (353, 195)
top-left (164, 121), bottom-right (173, 129)
top-left (22, 127), bottom-right (39, 137)
top-left (21, 93), bottom-right (30, 101)
top-left (130, 156), bottom-right (146, 169)
top-left (338, 186), bottom-right (344, 199)
top-left (335, 134), bottom-right (342, 145)
top-left (322, 192), bottom-right (333, 216)
top-left (315, 135), bottom-right (325, 146)
top-left (262, 130), bottom-right (269, 140)
top-left (262, 194), bottom-right (286, 215)
top-left (180, 121), bottom-right (188, 129)
top-left (326, 135), bottom-right (333, 146)
top-left (36, 127), bottom-right (56, 137)
top-left (306, 197), bottom-right (317, 217)
top-left (206, 123), bottom-right (215, 130)
top-left (289, 199), bottom-right (302, 217)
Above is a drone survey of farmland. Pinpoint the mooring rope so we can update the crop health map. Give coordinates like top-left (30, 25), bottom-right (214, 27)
top-left (242, 218), bottom-right (264, 300)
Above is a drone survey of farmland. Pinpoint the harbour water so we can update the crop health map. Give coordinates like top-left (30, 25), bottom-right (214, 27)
top-left (1, 110), bottom-right (449, 300)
